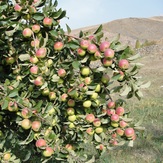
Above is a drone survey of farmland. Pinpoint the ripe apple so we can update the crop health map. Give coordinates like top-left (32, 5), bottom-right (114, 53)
top-left (90, 92), bottom-right (98, 99)
top-left (124, 128), bottom-right (135, 138)
top-left (87, 44), bottom-right (97, 54)
top-left (80, 40), bottom-right (89, 49)
top-left (93, 118), bottom-right (101, 127)
top-left (111, 121), bottom-right (119, 127)
top-left (104, 48), bottom-right (115, 59)
top-left (118, 59), bottom-right (129, 70)
top-left (67, 99), bottom-right (75, 107)
top-left (77, 48), bottom-right (86, 56)
top-left (81, 67), bottom-right (90, 76)
top-left (34, 76), bottom-right (44, 86)
top-left (116, 128), bottom-right (124, 136)
top-left (29, 5), bottom-right (36, 14)
top-left (54, 41), bottom-right (64, 51)
top-left (95, 84), bottom-right (101, 92)
top-left (32, 121), bottom-right (41, 132)
top-left (8, 101), bottom-right (18, 112)
top-left (99, 41), bottom-right (110, 52)
top-left (49, 92), bottom-right (56, 100)
top-left (21, 108), bottom-right (31, 118)
top-left (3, 152), bottom-right (11, 161)
top-left (86, 127), bottom-right (94, 135)
top-left (119, 120), bottom-right (128, 128)
top-left (5, 57), bottom-right (15, 65)
top-left (32, 24), bottom-right (40, 33)
top-left (43, 17), bottom-right (53, 27)
top-left (65, 144), bottom-right (73, 151)
top-left (58, 69), bottom-right (66, 78)
top-left (14, 4), bottom-right (22, 12)
top-left (22, 28), bottom-right (32, 38)
top-left (99, 144), bottom-right (105, 151)
top-left (107, 109), bottom-right (115, 116)
top-left (111, 133), bottom-right (117, 139)
top-left (36, 48), bottom-right (47, 58)
top-left (110, 139), bottom-right (118, 146)
top-left (31, 39), bottom-right (40, 48)
top-left (111, 114), bottom-right (119, 122)
top-left (85, 114), bottom-right (95, 123)
top-left (107, 101), bottom-right (115, 109)
top-left (68, 115), bottom-right (76, 122)
top-left (95, 127), bottom-right (103, 134)
top-left (61, 93), bottom-right (68, 102)
top-left (67, 108), bottom-right (75, 115)
top-left (94, 51), bottom-right (102, 59)
top-left (42, 147), bottom-right (54, 157)
top-left (30, 56), bottom-right (38, 64)
top-left (102, 58), bottom-right (113, 67)
top-left (84, 77), bottom-right (92, 85)
top-left (115, 106), bottom-right (125, 116)
top-left (21, 118), bottom-right (31, 130)
top-left (83, 100), bottom-right (92, 108)
top-left (30, 65), bottom-right (39, 75)
top-left (118, 71), bottom-right (125, 82)
top-left (101, 74), bottom-right (110, 84)
top-left (36, 139), bottom-right (47, 148)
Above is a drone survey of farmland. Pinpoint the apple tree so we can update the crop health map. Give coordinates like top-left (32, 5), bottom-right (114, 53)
top-left (0, 0), bottom-right (149, 162)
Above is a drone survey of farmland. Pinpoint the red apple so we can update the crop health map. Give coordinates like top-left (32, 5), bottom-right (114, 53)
top-left (94, 51), bottom-right (102, 59)
top-left (99, 41), bottom-right (110, 52)
top-left (87, 44), bottom-right (97, 54)
top-left (67, 99), bottom-right (75, 107)
top-left (77, 48), bottom-right (86, 57)
top-left (99, 144), bottom-right (105, 151)
top-left (124, 128), bottom-right (135, 138)
top-left (29, 5), bottom-right (36, 14)
top-left (101, 74), bottom-right (110, 84)
top-left (67, 108), bottom-right (75, 115)
top-left (107, 109), bottom-right (115, 116)
top-left (61, 93), bottom-right (68, 102)
top-left (34, 76), bottom-right (44, 86)
top-left (32, 24), bottom-right (40, 33)
top-left (30, 65), bottom-right (38, 75)
top-left (65, 144), bottom-right (73, 151)
top-left (84, 77), bottom-right (92, 85)
top-left (49, 92), bottom-right (56, 100)
top-left (119, 120), bottom-right (128, 128)
top-left (86, 127), bottom-right (94, 135)
top-left (42, 147), bottom-right (54, 157)
top-left (107, 101), bottom-right (115, 109)
top-left (14, 4), bottom-right (22, 12)
top-left (8, 101), bottom-right (18, 112)
top-left (30, 56), bottom-right (38, 64)
top-left (22, 28), bottom-right (32, 38)
top-left (36, 48), bottom-right (46, 58)
top-left (54, 41), bottom-right (64, 51)
top-left (21, 118), bottom-right (31, 130)
top-left (43, 17), bottom-right (53, 27)
top-left (85, 114), bottom-right (95, 123)
top-left (58, 69), bottom-right (66, 78)
top-left (102, 58), bottom-right (113, 67)
top-left (116, 128), bottom-right (124, 136)
top-left (36, 139), bottom-right (46, 148)
top-left (32, 121), bottom-right (41, 132)
top-left (31, 39), bottom-right (40, 48)
top-left (93, 118), bottom-right (101, 127)
top-left (104, 48), bottom-right (114, 59)
top-left (111, 114), bottom-right (119, 122)
top-left (115, 107), bottom-right (125, 116)
top-left (118, 59), bottom-right (129, 70)
top-left (21, 108), bottom-right (31, 118)
top-left (80, 39), bottom-right (89, 49)
top-left (81, 67), bottom-right (90, 76)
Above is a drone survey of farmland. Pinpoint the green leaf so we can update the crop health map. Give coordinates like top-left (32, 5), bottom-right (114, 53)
top-left (51, 74), bottom-right (60, 82)
top-left (96, 67), bottom-right (106, 72)
top-left (128, 140), bottom-right (134, 147)
top-left (111, 33), bottom-right (120, 43)
top-left (135, 90), bottom-right (143, 100)
top-left (79, 30), bottom-right (84, 38)
top-left (66, 24), bottom-right (71, 34)
top-left (2, 99), bottom-right (9, 110)
top-left (94, 133), bottom-right (102, 142)
top-left (33, 13), bottom-right (44, 21)
top-left (49, 30), bottom-right (58, 37)
top-left (72, 61), bottom-right (80, 69)
top-left (8, 89), bottom-right (18, 97)
top-left (120, 85), bottom-right (131, 96)
top-left (128, 53), bottom-right (141, 61)
top-left (94, 24), bottom-right (103, 34)
top-left (22, 150), bottom-right (31, 162)
top-left (114, 44), bottom-right (128, 52)
top-left (19, 54), bottom-right (30, 61)
top-left (85, 156), bottom-right (95, 163)
top-left (140, 81), bottom-right (151, 89)
top-left (58, 10), bottom-right (66, 20)
top-left (19, 130), bottom-right (34, 145)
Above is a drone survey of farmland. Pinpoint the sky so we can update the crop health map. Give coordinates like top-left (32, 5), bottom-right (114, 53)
top-left (57, 0), bottom-right (163, 30)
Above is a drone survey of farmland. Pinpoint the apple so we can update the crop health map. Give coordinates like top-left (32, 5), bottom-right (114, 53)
top-left (29, 5), bottom-right (36, 14)
top-left (77, 48), bottom-right (86, 56)
top-left (46, 59), bottom-right (53, 67)
top-left (42, 147), bottom-right (54, 157)
top-left (14, 4), bottom-right (22, 12)
top-left (81, 67), bottom-right (90, 76)
top-left (102, 58), bottom-right (113, 67)
top-left (34, 76), bottom-right (44, 86)
top-left (83, 100), bottom-right (92, 108)
top-left (111, 122), bottom-right (119, 127)
top-left (86, 127), bottom-right (94, 135)
top-left (32, 121), bottom-right (41, 132)
top-left (111, 133), bottom-right (117, 139)
top-left (104, 48), bottom-right (115, 59)
top-left (69, 122), bottom-right (75, 129)
top-left (87, 44), bottom-right (97, 54)
top-left (30, 65), bottom-right (39, 75)
top-left (54, 41), bottom-right (64, 51)
top-left (42, 88), bottom-right (50, 96)
top-left (118, 71), bottom-right (125, 82)
top-left (48, 108), bottom-right (56, 115)
top-left (8, 101), bottom-right (18, 112)
top-left (99, 144), bottom-right (105, 151)
top-left (43, 17), bottom-right (53, 27)
top-left (30, 56), bottom-right (38, 64)
top-left (80, 40), bottom-right (89, 49)
top-left (16, 75), bottom-right (22, 81)
top-left (94, 51), bottom-right (102, 59)
top-left (95, 127), bottom-right (103, 134)
top-left (124, 128), bottom-right (135, 138)
top-left (110, 139), bottom-right (118, 146)
top-left (22, 28), bottom-right (32, 38)
top-left (65, 144), bottom-right (73, 151)
top-left (84, 77), bottom-right (92, 85)
top-left (115, 107), bottom-right (125, 116)
top-left (85, 114), bottom-right (95, 123)
top-left (21, 108), bottom-right (31, 118)
top-left (93, 118), bottom-right (101, 127)
top-left (61, 93), bottom-right (68, 102)
top-left (13, 68), bottom-right (20, 74)
top-left (21, 118), bottom-right (31, 130)
top-left (31, 39), bottom-right (40, 48)
top-left (68, 115), bottom-right (76, 122)
top-left (101, 74), bottom-right (110, 84)
top-left (3, 152), bottom-right (11, 161)
top-left (58, 69), bottom-right (66, 78)
top-left (118, 59), bottom-right (129, 70)
top-left (90, 92), bottom-right (98, 99)
top-left (119, 120), bottom-right (128, 128)
top-left (107, 101), bottom-right (115, 109)
top-left (116, 128), bottom-right (124, 136)
top-left (95, 84), bottom-right (101, 92)
top-left (32, 24), bottom-right (40, 33)
top-left (107, 109), bottom-right (115, 116)
top-left (36, 48), bottom-right (46, 58)
top-left (36, 139), bottom-right (47, 148)
top-left (49, 92), bottom-right (56, 100)
top-left (67, 99), bottom-right (75, 107)
top-left (5, 57), bottom-right (15, 65)
top-left (67, 108), bottom-right (75, 115)
top-left (99, 41), bottom-right (110, 52)
top-left (111, 114), bottom-right (119, 122)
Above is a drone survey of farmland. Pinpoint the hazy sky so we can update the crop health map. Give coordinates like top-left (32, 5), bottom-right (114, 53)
top-left (57, 0), bottom-right (163, 30)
